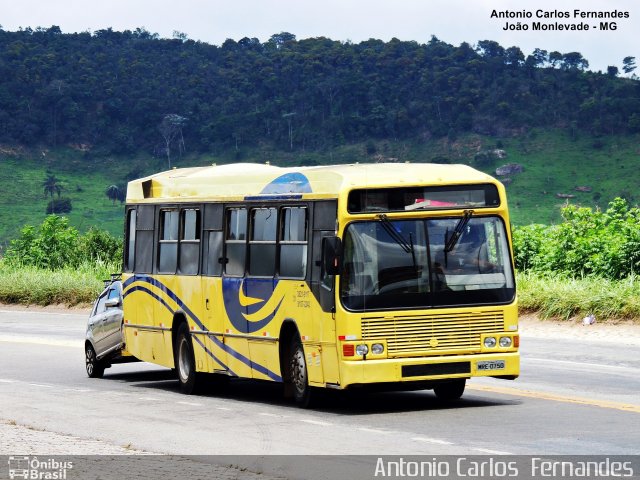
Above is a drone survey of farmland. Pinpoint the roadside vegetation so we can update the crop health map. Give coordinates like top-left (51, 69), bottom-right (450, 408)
top-left (2, 202), bottom-right (640, 322)
top-left (0, 216), bottom-right (121, 305)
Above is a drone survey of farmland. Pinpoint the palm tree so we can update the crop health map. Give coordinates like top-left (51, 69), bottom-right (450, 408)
top-left (105, 185), bottom-right (120, 205)
top-left (42, 174), bottom-right (60, 200)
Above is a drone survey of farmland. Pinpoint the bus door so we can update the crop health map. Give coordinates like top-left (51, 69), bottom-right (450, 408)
top-left (201, 203), bottom-right (228, 374)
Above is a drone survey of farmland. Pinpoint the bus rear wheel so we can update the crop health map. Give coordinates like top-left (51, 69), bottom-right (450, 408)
top-left (433, 379), bottom-right (466, 401)
top-left (289, 337), bottom-right (312, 407)
top-left (174, 323), bottom-right (198, 394)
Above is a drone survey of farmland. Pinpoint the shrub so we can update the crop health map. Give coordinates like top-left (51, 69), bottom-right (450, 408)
top-left (46, 197), bottom-right (73, 214)
top-left (4, 216), bottom-right (123, 270)
top-left (513, 198), bottom-right (640, 279)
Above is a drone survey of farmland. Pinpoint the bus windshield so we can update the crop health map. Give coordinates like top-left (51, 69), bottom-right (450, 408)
top-left (340, 216), bottom-right (515, 311)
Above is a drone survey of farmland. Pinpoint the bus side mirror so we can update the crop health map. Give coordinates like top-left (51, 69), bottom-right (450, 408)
top-left (322, 236), bottom-right (342, 276)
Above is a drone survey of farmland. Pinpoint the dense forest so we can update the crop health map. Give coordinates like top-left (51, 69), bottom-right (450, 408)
top-left (0, 26), bottom-right (638, 157)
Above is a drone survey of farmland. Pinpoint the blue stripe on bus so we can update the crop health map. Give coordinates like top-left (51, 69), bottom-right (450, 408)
top-left (192, 335), bottom-right (237, 377)
top-left (123, 275), bottom-right (282, 382)
top-left (208, 334), bottom-right (282, 382)
top-left (123, 275), bottom-right (206, 330)
top-left (123, 285), bottom-right (175, 314)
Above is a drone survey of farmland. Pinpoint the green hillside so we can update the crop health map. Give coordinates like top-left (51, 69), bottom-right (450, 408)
top-left (1, 128), bottom-right (638, 248)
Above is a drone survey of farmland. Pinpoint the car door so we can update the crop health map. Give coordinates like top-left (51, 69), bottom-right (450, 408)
top-left (89, 292), bottom-right (108, 355)
top-left (101, 283), bottom-right (123, 354)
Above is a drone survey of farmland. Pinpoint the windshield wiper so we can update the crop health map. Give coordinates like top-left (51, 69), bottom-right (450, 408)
top-left (444, 210), bottom-right (473, 253)
top-left (377, 214), bottom-right (418, 270)
top-left (377, 214), bottom-right (412, 253)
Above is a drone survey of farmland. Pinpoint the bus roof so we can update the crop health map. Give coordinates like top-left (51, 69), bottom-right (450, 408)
top-left (126, 162), bottom-right (499, 202)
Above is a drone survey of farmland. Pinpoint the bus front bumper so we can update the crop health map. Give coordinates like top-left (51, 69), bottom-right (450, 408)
top-left (338, 352), bottom-right (519, 389)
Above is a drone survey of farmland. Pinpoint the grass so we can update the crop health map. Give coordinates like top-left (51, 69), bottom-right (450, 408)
top-left (517, 271), bottom-right (640, 322)
top-left (0, 261), bottom-right (119, 306)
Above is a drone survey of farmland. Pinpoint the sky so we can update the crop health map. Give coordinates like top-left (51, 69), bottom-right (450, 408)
top-left (1, 0), bottom-right (638, 73)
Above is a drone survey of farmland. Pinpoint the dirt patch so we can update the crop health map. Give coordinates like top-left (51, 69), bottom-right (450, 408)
top-left (520, 314), bottom-right (640, 346)
top-left (0, 302), bottom-right (91, 314)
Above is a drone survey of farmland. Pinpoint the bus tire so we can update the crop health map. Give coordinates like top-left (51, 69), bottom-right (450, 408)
top-left (85, 343), bottom-right (105, 378)
top-left (174, 322), bottom-right (198, 394)
top-left (289, 337), bottom-right (312, 407)
top-left (433, 379), bottom-right (466, 401)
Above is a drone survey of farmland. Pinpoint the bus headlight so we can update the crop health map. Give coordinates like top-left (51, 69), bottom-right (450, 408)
top-left (483, 337), bottom-right (497, 348)
top-left (355, 344), bottom-right (369, 356)
top-left (499, 336), bottom-right (512, 348)
top-left (371, 343), bottom-right (384, 355)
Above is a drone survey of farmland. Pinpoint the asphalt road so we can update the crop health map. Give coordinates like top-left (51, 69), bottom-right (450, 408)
top-left (0, 308), bottom-right (638, 477)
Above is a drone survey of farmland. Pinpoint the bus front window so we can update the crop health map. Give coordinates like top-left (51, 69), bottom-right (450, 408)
top-left (340, 216), bottom-right (515, 311)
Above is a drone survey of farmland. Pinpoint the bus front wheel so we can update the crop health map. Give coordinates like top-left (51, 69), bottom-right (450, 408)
top-left (289, 337), bottom-right (312, 407)
top-left (175, 323), bottom-right (197, 394)
top-left (433, 379), bottom-right (466, 401)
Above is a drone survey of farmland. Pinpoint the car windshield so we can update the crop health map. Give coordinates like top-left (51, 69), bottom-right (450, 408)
top-left (340, 216), bottom-right (515, 310)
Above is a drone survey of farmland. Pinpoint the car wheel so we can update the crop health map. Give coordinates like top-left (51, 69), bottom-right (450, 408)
top-left (433, 379), bottom-right (466, 401)
top-left (85, 344), bottom-right (105, 378)
top-left (289, 337), bottom-right (312, 407)
top-left (174, 323), bottom-right (198, 394)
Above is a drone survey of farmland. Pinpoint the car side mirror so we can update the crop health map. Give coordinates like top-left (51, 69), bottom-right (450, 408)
top-left (322, 236), bottom-right (342, 276)
top-left (105, 298), bottom-right (121, 308)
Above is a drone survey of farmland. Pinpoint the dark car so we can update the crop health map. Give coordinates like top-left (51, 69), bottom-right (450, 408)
top-left (85, 277), bottom-right (136, 377)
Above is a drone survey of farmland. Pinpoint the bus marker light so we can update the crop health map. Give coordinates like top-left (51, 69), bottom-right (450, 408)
top-left (514, 335), bottom-right (520, 348)
top-left (343, 344), bottom-right (355, 356)
top-left (339, 335), bottom-right (357, 341)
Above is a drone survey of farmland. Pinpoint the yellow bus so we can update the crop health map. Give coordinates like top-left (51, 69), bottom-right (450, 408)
top-left (122, 162), bottom-right (519, 406)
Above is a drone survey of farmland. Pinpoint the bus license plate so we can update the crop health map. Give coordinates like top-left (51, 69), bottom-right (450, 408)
top-left (477, 360), bottom-right (505, 371)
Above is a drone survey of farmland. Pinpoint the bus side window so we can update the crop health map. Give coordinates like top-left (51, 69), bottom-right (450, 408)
top-left (279, 207), bottom-right (307, 278)
top-left (225, 208), bottom-right (247, 276)
top-left (249, 208), bottom-right (277, 277)
top-left (158, 209), bottom-right (179, 273)
top-left (202, 204), bottom-right (223, 276)
top-left (178, 209), bottom-right (200, 275)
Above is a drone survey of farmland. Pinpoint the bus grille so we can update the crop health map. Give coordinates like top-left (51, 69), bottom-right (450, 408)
top-left (361, 311), bottom-right (504, 356)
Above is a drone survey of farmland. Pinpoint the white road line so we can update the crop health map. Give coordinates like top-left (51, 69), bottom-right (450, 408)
top-left (411, 436), bottom-right (453, 445)
top-left (0, 379), bottom-right (15, 383)
top-left (357, 427), bottom-right (389, 434)
top-left (177, 401), bottom-right (203, 407)
top-left (28, 383), bottom-right (54, 388)
top-left (0, 335), bottom-right (82, 348)
top-left (525, 357), bottom-right (635, 372)
top-left (68, 388), bottom-right (93, 393)
top-left (138, 396), bottom-right (161, 401)
top-left (472, 448), bottom-right (513, 455)
top-left (215, 406), bottom-right (232, 411)
top-left (258, 412), bottom-right (285, 418)
top-left (300, 419), bottom-right (333, 426)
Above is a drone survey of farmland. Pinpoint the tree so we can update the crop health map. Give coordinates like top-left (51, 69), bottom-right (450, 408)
top-left (42, 174), bottom-right (62, 200)
top-left (607, 66), bottom-right (619, 77)
top-left (622, 56), bottom-right (636, 74)
top-left (525, 48), bottom-right (548, 68)
top-left (505, 46), bottom-right (525, 66)
top-left (561, 52), bottom-right (589, 71)
top-left (158, 114), bottom-right (187, 169)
